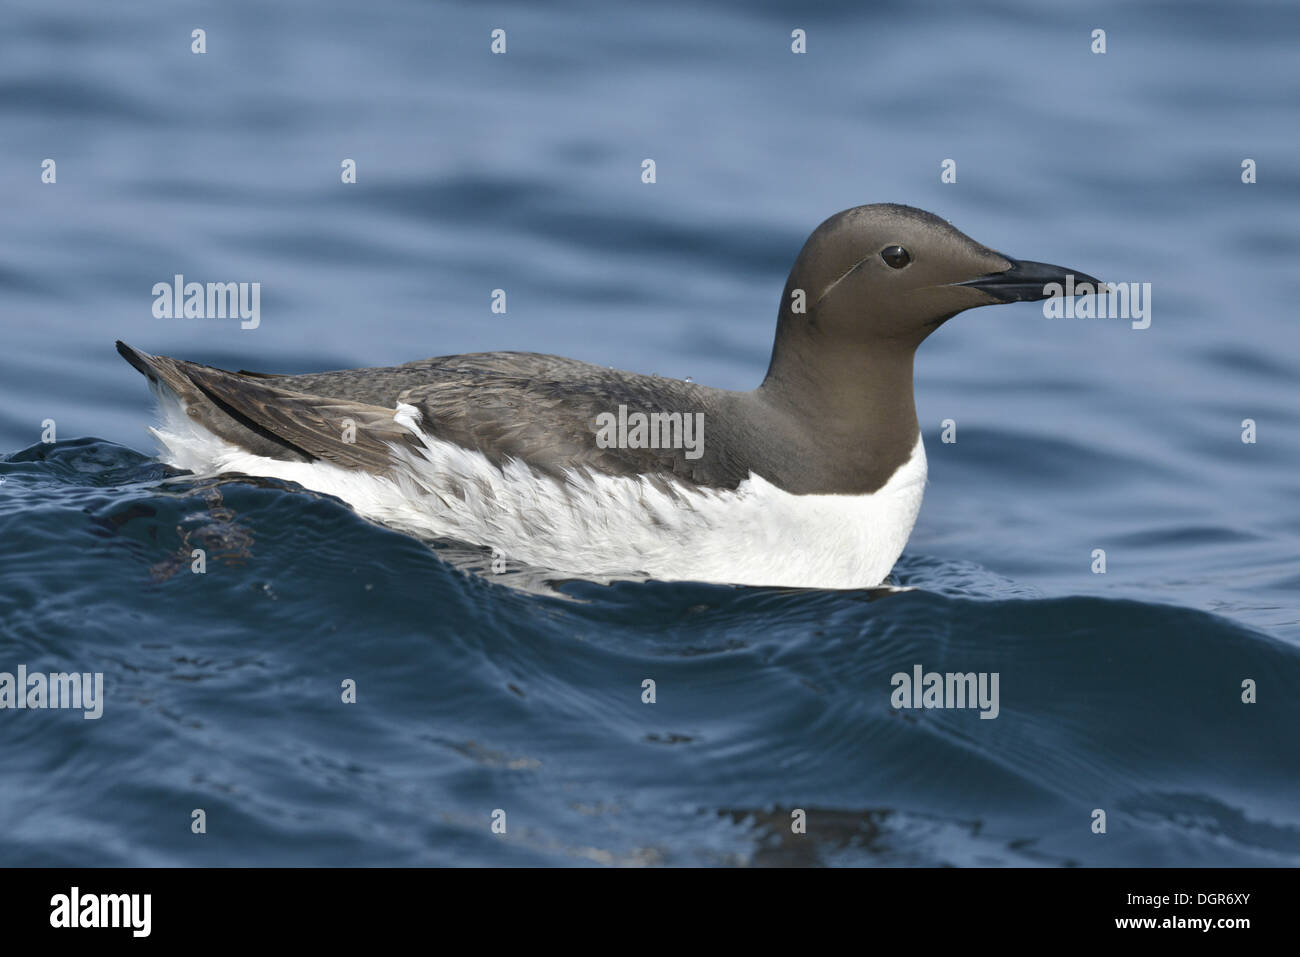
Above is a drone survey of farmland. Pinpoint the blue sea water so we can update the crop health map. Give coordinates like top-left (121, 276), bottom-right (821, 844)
top-left (1, 0), bottom-right (1297, 866)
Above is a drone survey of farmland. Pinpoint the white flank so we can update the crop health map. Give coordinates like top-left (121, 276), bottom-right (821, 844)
top-left (144, 385), bottom-right (926, 589)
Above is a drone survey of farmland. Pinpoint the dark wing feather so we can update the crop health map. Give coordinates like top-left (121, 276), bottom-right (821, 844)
top-left (269, 352), bottom-right (754, 486)
top-left (175, 362), bottom-right (424, 472)
top-left (401, 379), bottom-right (686, 481)
top-left (117, 341), bottom-right (421, 473)
top-left (121, 346), bottom-right (754, 487)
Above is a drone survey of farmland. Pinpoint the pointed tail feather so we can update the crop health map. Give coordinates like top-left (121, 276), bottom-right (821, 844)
top-left (115, 341), bottom-right (418, 472)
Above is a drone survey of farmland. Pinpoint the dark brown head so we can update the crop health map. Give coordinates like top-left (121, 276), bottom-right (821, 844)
top-left (771, 203), bottom-right (1101, 358)
top-left (754, 205), bottom-right (1100, 482)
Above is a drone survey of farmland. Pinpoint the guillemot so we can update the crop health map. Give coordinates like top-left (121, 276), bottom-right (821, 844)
top-left (117, 204), bottom-right (1099, 589)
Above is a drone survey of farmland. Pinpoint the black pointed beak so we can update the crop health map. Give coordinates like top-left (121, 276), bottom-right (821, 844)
top-left (955, 258), bottom-right (1104, 303)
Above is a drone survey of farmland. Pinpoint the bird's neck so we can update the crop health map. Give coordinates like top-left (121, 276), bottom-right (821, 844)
top-left (749, 322), bottom-right (922, 495)
top-left (758, 329), bottom-right (919, 437)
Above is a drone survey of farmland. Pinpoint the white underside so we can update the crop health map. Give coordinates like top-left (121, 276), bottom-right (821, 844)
top-left (145, 386), bottom-right (926, 589)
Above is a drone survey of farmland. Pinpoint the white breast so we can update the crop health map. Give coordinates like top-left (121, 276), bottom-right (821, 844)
top-left (147, 390), bottom-right (927, 589)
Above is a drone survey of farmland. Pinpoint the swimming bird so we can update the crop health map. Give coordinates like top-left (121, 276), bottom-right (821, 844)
top-left (117, 204), bottom-right (1098, 588)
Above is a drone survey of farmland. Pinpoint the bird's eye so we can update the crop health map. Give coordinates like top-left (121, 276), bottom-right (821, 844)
top-left (880, 245), bottom-right (911, 269)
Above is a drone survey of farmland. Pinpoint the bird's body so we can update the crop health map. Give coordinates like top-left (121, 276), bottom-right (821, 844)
top-left (118, 204), bottom-right (1097, 588)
